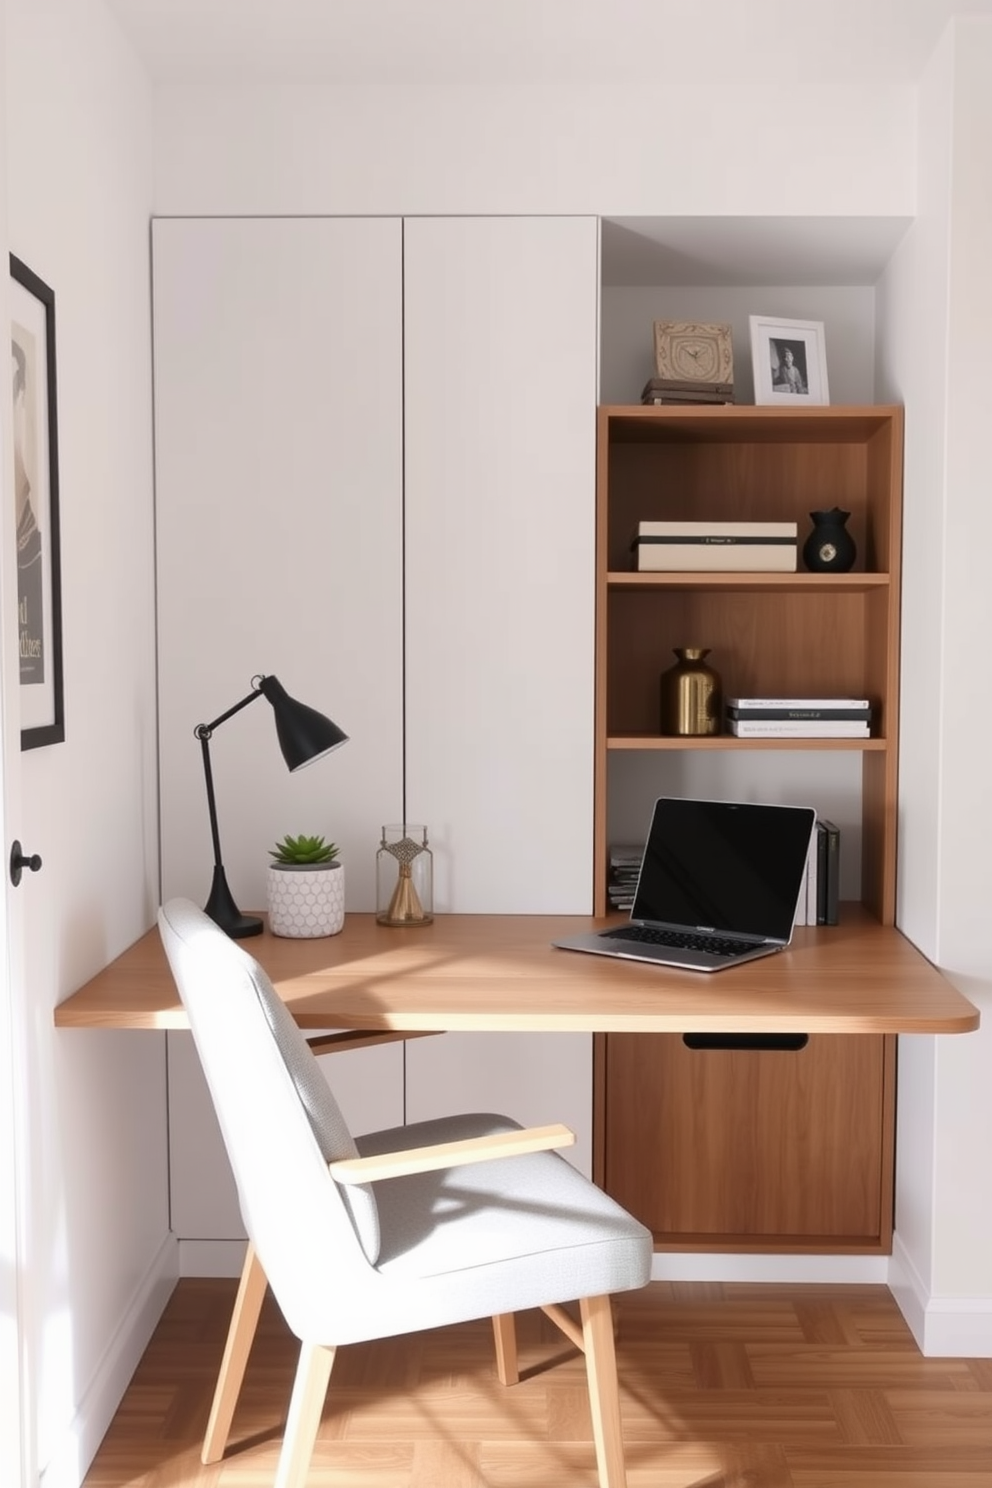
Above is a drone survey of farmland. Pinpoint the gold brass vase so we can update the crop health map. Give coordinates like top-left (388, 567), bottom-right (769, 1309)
top-left (660, 647), bottom-right (722, 736)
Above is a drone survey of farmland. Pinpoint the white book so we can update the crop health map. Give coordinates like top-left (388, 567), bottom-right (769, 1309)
top-left (795, 830), bottom-right (821, 929)
top-left (634, 521), bottom-right (797, 572)
top-left (794, 853), bottom-right (809, 927)
top-left (805, 829), bottom-right (819, 925)
top-left (609, 844), bottom-right (644, 867)
top-left (726, 697), bottom-right (871, 710)
top-left (727, 720), bottom-right (870, 738)
top-left (635, 544), bottom-right (797, 573)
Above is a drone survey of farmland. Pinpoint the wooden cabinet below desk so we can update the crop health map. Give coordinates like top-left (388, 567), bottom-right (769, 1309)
top-left (596, 1030), bottom-right (896, 1253)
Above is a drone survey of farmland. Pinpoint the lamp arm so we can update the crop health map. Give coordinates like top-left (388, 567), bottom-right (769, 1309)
top-left (194, 687), bottom-right (264, 869)
top-left (195, 730), bottom-right (224, 868)
top-left (197, 678), bottom-right (267, 737)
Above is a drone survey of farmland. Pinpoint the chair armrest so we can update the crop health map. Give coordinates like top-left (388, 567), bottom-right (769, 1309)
top-left (328, 1122), bottom-right (575, 1185)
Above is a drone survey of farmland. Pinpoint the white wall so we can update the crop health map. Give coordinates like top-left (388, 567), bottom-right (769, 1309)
top-left (4, 1), bottom-right (168, 1483)
top-left (876, 18), bottom-right (992, 1355)
top-left (928, 18), bottom-right (992, 1319)
top-left (151, 81), bottom-right (916, 218)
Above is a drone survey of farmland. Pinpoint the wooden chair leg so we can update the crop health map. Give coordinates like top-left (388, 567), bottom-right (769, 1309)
top-left (492, 1312), bottom-right (519, 1385)
top-left (580, 1294), bottom-right (627, 1488)
top-left (201, 1242), bottom-right (268, 1464)
top-left (273, 1341), bottom-right (337, 1488)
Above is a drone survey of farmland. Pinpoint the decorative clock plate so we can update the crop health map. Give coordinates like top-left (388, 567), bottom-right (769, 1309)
top-left (654, 321), bottom-right (734, 386)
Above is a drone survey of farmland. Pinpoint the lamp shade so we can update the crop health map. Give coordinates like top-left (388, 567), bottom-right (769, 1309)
top-left (257, 674), bottom-right (348, 771)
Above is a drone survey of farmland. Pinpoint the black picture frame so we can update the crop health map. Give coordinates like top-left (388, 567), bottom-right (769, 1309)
top-left (10, 253), bottom-right (64, 749)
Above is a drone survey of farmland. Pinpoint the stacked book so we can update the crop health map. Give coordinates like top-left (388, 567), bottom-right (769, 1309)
top-left (633, 521), bottom-right (798, 572)
top-left (607, 844), bottom-right (643, 911)
top-left (641, 377), bottom-right (735, 406)
top-left (725, 697), bottom-right (872, 739)
top-left (794, 818), bottom-right (841, 927)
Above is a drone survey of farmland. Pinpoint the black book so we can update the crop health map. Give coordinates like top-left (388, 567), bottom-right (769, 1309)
top-left (815, 821), bottom-right (828, 925)
top-left (819, 819), bottom-right (841, 925)
top-left (641, 377), bottom-right (734, 398)
top-left (641, 391), bottom-right (735, 406)
top-left (727, 706), bottom-right (871, 722)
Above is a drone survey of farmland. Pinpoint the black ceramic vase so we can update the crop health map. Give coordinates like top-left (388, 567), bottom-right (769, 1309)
top-left (802, 507), bottom-right (856, 573)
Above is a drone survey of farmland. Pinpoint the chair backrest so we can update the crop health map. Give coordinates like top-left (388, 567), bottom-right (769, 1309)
top-left (158, 899), bottom-right (380, 1333)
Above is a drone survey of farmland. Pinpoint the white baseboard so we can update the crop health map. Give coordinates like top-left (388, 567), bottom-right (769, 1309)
top-left (888, 1231), bottom-right (930, 1348)
top-left (889, 1231), bottom-right (992, 1356)
top-left (181, 1240), bottom-right (892, 1287)
top-left (651, 1252), bottom-right (890, 1283)
top-left (39, 1232), bottom-right (178, 1488)
top-left (179, 1237), bottom-right (248, 1277)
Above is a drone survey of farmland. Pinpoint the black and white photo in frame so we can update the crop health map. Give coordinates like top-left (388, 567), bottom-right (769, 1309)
top-left (749, 315), bottom-right (830, 407)
top-left (10, 253), bottom-right (64, 749)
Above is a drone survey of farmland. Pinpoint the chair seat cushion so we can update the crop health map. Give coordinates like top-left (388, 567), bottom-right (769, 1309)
top-left (353, 1113), bottom-right (652, 1333)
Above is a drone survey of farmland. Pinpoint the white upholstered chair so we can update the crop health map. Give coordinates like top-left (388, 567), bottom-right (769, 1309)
top-left (158, 898), bottom-right (653, 1488)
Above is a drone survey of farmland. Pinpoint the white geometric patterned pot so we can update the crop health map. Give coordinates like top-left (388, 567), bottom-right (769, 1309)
top-left (266, 861), bottom-right (345, 938)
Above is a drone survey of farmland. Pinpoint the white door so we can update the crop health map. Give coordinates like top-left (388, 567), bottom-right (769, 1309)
top-left (0, 739), bottom-right (29, 1481)
top-left (0, 275), bottom-right (31, 1487)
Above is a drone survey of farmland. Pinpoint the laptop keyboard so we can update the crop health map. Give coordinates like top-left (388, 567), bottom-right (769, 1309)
top-left (605, 925), bottom-right (759, 958)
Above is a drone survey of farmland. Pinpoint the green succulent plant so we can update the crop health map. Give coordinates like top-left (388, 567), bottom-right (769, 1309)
top-left (268, 833), bottom-right (339, 866)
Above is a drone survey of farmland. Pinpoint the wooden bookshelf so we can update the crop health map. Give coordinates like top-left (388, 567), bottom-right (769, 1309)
top-left (592, 403), bottom-right (905, 1253)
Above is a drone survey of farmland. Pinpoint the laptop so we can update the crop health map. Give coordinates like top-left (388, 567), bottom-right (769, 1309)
top-left (553, 797), bottom-right (816, 973)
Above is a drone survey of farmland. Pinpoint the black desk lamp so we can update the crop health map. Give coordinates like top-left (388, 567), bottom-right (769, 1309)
top-left (195, 674), bottom-right (348, 939)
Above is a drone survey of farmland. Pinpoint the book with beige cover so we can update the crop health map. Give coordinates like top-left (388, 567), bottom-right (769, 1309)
top-left (633, 520), bottom-right (798, 572)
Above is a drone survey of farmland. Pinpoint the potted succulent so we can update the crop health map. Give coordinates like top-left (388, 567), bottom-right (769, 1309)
top-left (266, 833), bottom-right (345, 938)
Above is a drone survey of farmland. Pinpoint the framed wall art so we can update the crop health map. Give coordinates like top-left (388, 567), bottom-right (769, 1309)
top-left (749, 315), bottom-right (830, 406)
top-left (10, 253), bottom-right (64, 749)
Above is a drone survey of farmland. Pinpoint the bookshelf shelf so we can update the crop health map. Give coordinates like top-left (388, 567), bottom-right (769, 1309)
top-left (607, 570), bottom-right (891, 593)
top-left (599, 403), bottom-right (898, 445)
top-left (606, 734), bottom-right (888, 752)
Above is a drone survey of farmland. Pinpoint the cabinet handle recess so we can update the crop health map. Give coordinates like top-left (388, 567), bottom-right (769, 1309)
top-left (682, 1033), bottom-right (809, 1053)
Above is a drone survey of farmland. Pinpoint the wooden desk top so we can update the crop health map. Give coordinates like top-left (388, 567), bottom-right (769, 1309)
top-left (55, 907), bottom-right (979, 1036)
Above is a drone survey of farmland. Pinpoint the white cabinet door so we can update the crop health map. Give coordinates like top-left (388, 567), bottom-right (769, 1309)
top-left (154, 216), bottom-right (600, 1247)
top-left (403, 216), bottom-right (600, 914)
top-left (152, 216), bottom-right (404, 914)
top-left (153, 218), bottom-right (405, 1248)
top-left (403, 217), bottom-right (599, 1164)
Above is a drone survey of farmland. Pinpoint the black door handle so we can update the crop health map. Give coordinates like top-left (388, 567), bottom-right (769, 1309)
top-left (10, 840), bottom-right (42, 887)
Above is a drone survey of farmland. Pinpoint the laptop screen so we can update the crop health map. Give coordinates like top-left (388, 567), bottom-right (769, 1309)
top-left (631, 798), bottom-right (816, 942)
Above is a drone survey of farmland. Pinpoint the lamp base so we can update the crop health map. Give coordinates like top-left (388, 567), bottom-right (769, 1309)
top-left (204, 866), bottom-right (263, 939)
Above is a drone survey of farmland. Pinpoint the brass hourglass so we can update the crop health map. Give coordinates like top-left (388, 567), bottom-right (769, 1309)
top-left (376, 824), bottom-right (434, 926)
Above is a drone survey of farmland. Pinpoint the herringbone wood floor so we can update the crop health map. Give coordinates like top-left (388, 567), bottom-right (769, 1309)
top-left (84, 1279), bottom-right (992, 1487)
